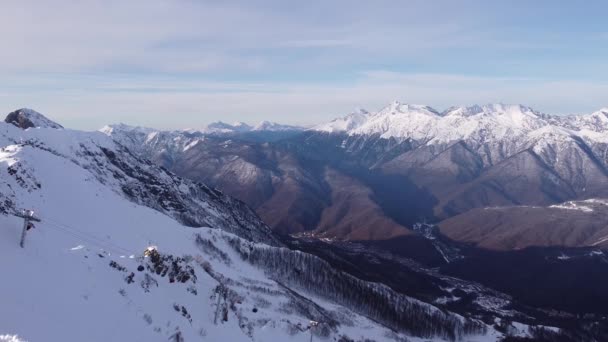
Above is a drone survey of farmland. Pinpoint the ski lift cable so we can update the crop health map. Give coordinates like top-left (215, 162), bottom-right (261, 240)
top-left (42, 216), bottom-right (135, 255)
top-left (51, 226), bottom-right (122, 254)
top-left (44, 223), bottom-right (127, 255)
top-left (43, 220), bottom-right (136, 256)
top-left (44, 222), bottom-right (131, 256)
top-left (50, 226), bottom-right (137, 257)
top-left (46, 222), bottom-right (134, 256)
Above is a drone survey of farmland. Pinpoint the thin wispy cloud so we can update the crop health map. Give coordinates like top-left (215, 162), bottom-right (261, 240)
top-left (1, 0), bottom-right (607, 129)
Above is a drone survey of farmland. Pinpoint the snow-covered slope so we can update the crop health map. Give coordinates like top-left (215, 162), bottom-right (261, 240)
top-left (314, 102), bottom-right (608, 187)
top-left (314, 101), bottom-right (608, 145)
top-left (312, 108), bottom-right (369, 133)
top-left (557, 108), bottom-right (608, 132)
top-left (1, 111), bottom-right (506, 341)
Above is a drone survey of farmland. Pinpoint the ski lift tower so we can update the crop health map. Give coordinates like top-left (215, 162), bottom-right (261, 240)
top-left (309, 320), bottom-right (319, 342)
top-left (15, 209), bottom-right (41, 248)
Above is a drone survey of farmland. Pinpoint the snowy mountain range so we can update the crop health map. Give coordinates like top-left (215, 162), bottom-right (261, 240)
top-left (98, 102), bottom-right (608, 328)
top-left (1, 109), bottom-right (528, 342)
top-left (313, 101), bottom-right (608, 144)
top-left (5, 106), bottom-right (608, 341)
top-left (102, 120), bottom-right (303, 138)
top-left (103, 102), bottom-right (608, 243)
top-left (310, 102), bottom-right (608, 234)
top-left (193, 120), bottom-right (304, 134)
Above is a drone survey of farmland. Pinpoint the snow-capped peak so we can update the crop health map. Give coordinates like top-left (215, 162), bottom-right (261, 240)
top-left (200, 120), bottom-right (302, 134)
top-left (313, 102), bottom-right (559, 142)
top-left (592, 108), bottom-right (608, 117)
top-left (252, 120), bottom-right (303, 131)
top-left (353, 107), bottom-right (369, 115)
top-left (443, 104), bottom-right (540, 118)
top-left (5, 108), bottom-right (63, 130)
top-left (442, 105), bottom-right (485, 117)
top-left (312, 109), bottom-right (370, 133)
top-left (99, 123), bottom-right (156, 135)
top-left (230, 121), bottom-right (253, 131)
top-left (553, 107), bottom-right (608, 133)
top-left (202, 121), bottom-right (252, 134)
top-left (379, 101), bottom-right (440, 116)
top-left (347, 101), bottom-right (443, 140)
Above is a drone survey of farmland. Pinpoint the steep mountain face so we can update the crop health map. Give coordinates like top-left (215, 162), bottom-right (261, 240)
top-left (313, 102), bottom-right (608, 236)
top-left (0, 122), bottom-right (278, 246)
top-left (103, 126), bottom-right (427, 239)
top-left (439, 199), bottom-right (608, 250)
top-left (3, 112), bottom-right (507, 342)
top-left (310, 168), bottom-right (411, 240)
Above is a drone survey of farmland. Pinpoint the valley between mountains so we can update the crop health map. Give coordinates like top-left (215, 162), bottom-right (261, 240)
top-left (106, 102), bottom-right (608, 249)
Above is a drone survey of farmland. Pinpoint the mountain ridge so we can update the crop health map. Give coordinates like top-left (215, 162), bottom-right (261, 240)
top-left (100, 102), bottom-right (608, 251)
top-left (313, 102), bottom-right (608, 146)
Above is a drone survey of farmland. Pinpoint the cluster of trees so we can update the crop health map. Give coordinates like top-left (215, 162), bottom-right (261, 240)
top-left (195, 234), bottom-right (232, 265)
top-left (0, 196), bottom-right (14, 214)
top-left (224, 236), bottom-right (486, 340)
top-left (145, 249), bottom-right (197, 284)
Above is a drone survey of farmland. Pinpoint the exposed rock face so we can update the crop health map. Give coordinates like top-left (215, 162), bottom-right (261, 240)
top-left (103, 126), bottom-right (431, 239)
top-left (5, 108), bottom-right (64, 129)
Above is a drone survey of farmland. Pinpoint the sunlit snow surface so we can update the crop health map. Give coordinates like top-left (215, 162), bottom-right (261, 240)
top-left (313, 102), bottom-right (608, 148)
top-left (0, 335), bottom-right (28, 342)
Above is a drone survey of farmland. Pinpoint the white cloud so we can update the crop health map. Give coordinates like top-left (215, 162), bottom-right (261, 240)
top-left (0, 0), bottom-right (554, 73)
top-left (280, 39), bottom-right (355, 48)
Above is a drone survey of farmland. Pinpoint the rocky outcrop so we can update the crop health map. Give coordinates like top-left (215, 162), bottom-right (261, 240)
top-left (5, 108), bottom-right (64, 129)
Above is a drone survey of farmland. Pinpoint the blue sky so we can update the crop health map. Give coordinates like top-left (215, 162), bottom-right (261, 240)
top-left (1, 0), bottom-right (607, 129)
